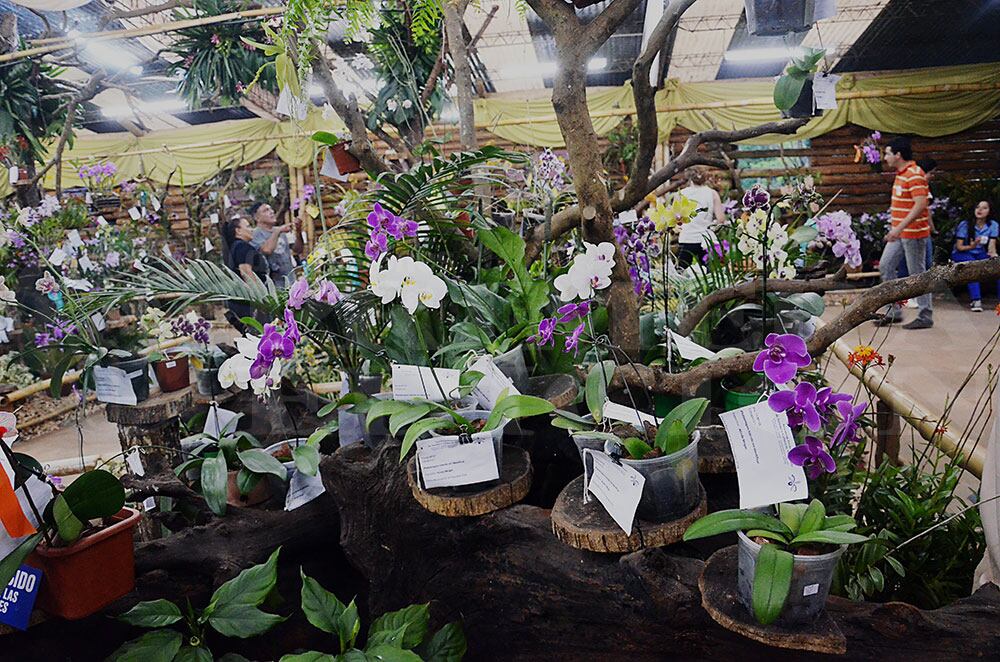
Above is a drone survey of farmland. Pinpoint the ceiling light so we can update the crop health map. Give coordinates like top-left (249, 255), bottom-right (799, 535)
top-left (588, 57), bottom-right (608, 72)
top-left (498, 57), bottom-right (607, 80)
top-left (723, 47), bottom-right (805, 63)
top-left (128, 65), bottom-right (143, 76)
top-left (102, 98), bottom-right (187, 119)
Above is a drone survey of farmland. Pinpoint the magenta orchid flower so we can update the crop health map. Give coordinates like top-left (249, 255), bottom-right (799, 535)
top-left (831, 399), bottom-right (867, 447)
top-left (789, 436), bottom-right (836, 479)
top-left (313, 279), bottom-right (343, 305)
top-left (287, 277), bottom-right (310, 309)
top-left (768, 381), bottom-right (822, 431)
top-left (282, 308), bottom-right (301, 344)
top-left (250, 322), bottom-right (295, 379)
top-left (528, 318), bottom-right (556, 346)
top-left (753, 333), bottom-right (811, 385)
top-left (557, 300), bottom-right (592, 323)
top-left (816, 387), bottom-right (853, 417)
top-left (564, 322), bottom-right (585, 354)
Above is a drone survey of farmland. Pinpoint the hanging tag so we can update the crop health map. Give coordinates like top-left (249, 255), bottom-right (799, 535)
top-left (391, 364), bottom-right (461, 402)
top-left (583, 450), bottom-right (644, 534)
top-left (270, 181), bottom-right (279, 198)
top-left (67, 229), bottom-right (84, 248)
top-left (7, 167), bottom-right (18, 185)
top-left (152, 196), bottom-right (161, 212)
top-left (125, 448), bottom-right (145, 477)
top-left (93, 366), bottom-right (138, 405)
top-left (78, 255), bottom-right (95, 272)
top-left (203, 405), bottom-right (240, 439)
top-left (617, 209), bottom-right (638, 225)
top-left (85, 192), bottom-right (93, 204)
top-left (415, 432), bottom-right (499, 489)
top-left (96, 215), bottom-right (109, 226)
top-left (128, 207), bottom-right (141, 221)
top-left (208, 191), bottom-right (217, 201)
top-left (223, 194), bottom-right (232, 209)
top-left (468, 355), bottom-right (519, 410)
top-left (320, 148), bottom-right (348, 182)
top-left (602, 401), bottom-right (659, 428)
top-left (90, 312), bottom-right (106, 331)
top-left (719, 402), bottom-right (807, 509)
top-left (669, 330), bottom-right (717, 361)
top-left (48, 248), bottom-right (68, 266)
top-left (813, 73), bottom-right (840, 110)
top-left (204, 237), bottom-right (214, 253)
top-left (285, 470), bottom-right (326, 511)
top-left (209, 212), bottom-right (219, 224)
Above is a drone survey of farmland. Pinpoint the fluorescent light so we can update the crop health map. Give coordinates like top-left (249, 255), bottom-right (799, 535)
top-left (102, 98), bottom-right (186, 119)
top-left (128, 65), bottom-right (143, 76)
top-left (723, 47), bottom-right (805, 63)
top-left (588, 57), bottom-right (608, 72)
top-left (497, 57), bottom-right (606, 80)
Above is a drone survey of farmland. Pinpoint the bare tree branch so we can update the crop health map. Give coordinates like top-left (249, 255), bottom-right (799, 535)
top-left (582, 0), bottom-right (644, 57)
top-left (443, 0), bottom-right (477, 149)
top-left (99, 0), bottom-right (193, 28)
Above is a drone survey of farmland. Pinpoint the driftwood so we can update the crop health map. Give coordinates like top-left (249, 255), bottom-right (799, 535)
top-left (321, 440), bottom-right (1000, 661)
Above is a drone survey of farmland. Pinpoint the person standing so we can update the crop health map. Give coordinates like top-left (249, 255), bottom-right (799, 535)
top-left (951, 200), bottom-right (999, 312)
top-left (249, 201), bottom-right (304, 287)
top-left (875, 137), bottom-right (933, 329)
top-left (221, 216), bottom-right (269, 330)
top-left (676, 167), bottom-right (726, 267)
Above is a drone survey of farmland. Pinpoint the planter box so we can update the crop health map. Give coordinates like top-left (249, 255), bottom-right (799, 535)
top-left (152, 354), bottom-right (190, 393)
top-left (28, 508), bottom-right (141, 620)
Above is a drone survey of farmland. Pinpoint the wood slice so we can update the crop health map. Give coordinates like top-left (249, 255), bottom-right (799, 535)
top-left (106, 385), bottom-right (194, 425)
top-left (698, 425), bottom-right (735, 474)
top-left (527, 374), bottom-right (578, 410)
top-left (551, 476), bottom-right (707, 553)
top-left (406, 445), bottom-right (532, 517)
top-left (699, 545), bottom-right (847, 655)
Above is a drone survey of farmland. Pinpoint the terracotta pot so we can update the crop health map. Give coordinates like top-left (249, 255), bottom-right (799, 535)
top-left (226, 470), bottom-right (271, 507)
top-left (331, 143), bottom-right (362, 174)
top-left (28, 508), bottom-right (141, 620)
top-left (152, 354), bottom-right (190, 393)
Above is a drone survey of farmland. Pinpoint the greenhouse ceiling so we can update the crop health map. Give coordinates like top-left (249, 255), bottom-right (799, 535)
top-left (0, 0), bottom-right (998, 134)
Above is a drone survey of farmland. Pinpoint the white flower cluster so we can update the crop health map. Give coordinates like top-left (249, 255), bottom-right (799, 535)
top-left (736, 209), bottom-right (797, 279)
top-left (554, 242), bottom-right (616, 301)
top-left (370, 255), bottom-right (448, 314)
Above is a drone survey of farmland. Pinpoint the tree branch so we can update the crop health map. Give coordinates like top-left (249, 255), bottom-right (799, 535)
top-left (581, 0), bottom-right (644, 57)
top-left (526, 0), bottom-right (578, 36)
top-left (612, 258), bottom-right (1000, 395)
top-left (99, 0), bottom-right (193, 28)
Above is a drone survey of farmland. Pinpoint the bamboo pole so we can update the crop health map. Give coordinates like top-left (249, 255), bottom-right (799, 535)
top-left (1, 336), bottom-right (191, 405)
top-left (829, 334), bottom-right (985, 478)
top-left (0, 7), bottom-right (285, 64)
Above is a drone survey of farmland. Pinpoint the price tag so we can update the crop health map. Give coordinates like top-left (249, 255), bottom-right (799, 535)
top-left (416, 432), bottom-right (499, 489)
top-left (48, 247), bottom-right (68, 266)
top-left (617, 209), bottom-right (638, 225)
top-left (583, 450), bottom-right (644, 534)
top-left (85, 192), bottom-right (93, 204)
top-left (223, 194), bottom-right (232, 209)
top-left (126, 448), bottom-right (145, 476)
top-left (204, 237), bottom-right (214, 252)
top-left (7, 166), bottom-right (18, 185)
top-left (719, 402), bottom-right (806, 509)
top-left (0, 565), bottom-right (42, 631)
top-left (151, 196), bottom-right (161, 212)
top-left (270, 181), bottom-right (279, 198)
top-left (93, 365), bottom-right (138, 405)
top-left (78, 255), bottom-right (95, 272)
top-left (813, 73), bottom-right (840, 110)
top-left (468, 355), bottom-right (518, 410)
top-left (391, 364), bottom-right (461, 402)
top-left (669, 330), bottom-right (717, 361)
top-left (203, 405), bottom-right (240, 438)
top-left (128, 207), bottom-right (141, 221)
top-left (602, 401), bottom-right (659, 428)
top-left (67, 229), bottom-right (84, 248)
top-left (285, 469), bottom-right (326, 511)
top-left (209, 212), bottom-right (219, 225)
top-left (132, 259), bottom-right (145, 271)
top-left (96, 215), bottom-right (109, 226)
top-left (65, 278), bottom-right (93, 292)
top-left (208, 191), bottom-right (218, 201)
top-left (90, 312), bottom-right (106, 331)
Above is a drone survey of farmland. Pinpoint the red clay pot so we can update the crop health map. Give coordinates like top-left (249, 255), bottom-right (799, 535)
top-left (331, 143), bottom-right (362, 174)
top-left (153, 354), bottom-right (190, 393)
top-left (28, 507), bottom-right (141, 620)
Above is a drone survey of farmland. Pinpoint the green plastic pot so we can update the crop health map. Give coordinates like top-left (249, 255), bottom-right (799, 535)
top-left (722, 384), bottom-right (762, 411)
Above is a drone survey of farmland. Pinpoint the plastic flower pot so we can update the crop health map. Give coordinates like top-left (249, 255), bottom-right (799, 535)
top-left (28, 507), bottom-right (141, 620)
top-left (494, 345), bottom-right (529, 393)
top-left (337, 376), bottom-right (385, 448)
top-left (737, 531), bottom-right (844, 626)
top-left (722, 381), bottom-right (762, 411)
top-left (331, 143), bottom-right (362, 174)
top-left (226, 470), bottom-right (271, 507)
top-left (97, 356), bottom-right (150, 404)
top-left (91, 194), bottom-right (121, 212)
top-left (152, 353), bottom-right (190, 393)
top-left (782, 77), bottom-right (821, 119)
top-left (265, 437), bottom-right (308, 480)
top-left (605, 432), bottom-right (701, 522)
top-left (194, 366), bottom-right (222, 396)
top-left (423, 410), bottom-right (508, 490)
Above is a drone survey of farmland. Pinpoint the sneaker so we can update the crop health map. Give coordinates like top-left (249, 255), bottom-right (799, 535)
top-left (873, 315), bottom-right (901, 327)
top-left (902, 317), bottom-right (933, 330)
top-left (971, 300), bottom-right (984, 312)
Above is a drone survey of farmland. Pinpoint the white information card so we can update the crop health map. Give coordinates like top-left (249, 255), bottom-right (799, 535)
top-left (93, 365), bottom-right (139, 406)
top-left (416, 432), bottom-right (499, 489)
top-left (602, 401), bottom-right (659, 428)
top-left (583, 450), bottom-right (645, 534)
top-left (719, 402), bottom-right (807, 509)
top-left (391, 364), bottom-right (461, 402)
top-left (468, 355), bottom-right (518, 410)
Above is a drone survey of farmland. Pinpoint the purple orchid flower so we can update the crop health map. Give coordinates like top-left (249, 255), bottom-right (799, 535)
top-left (831, 399), bottom-right (867, 447)
top-left (528, 318), bottom-right (556, 346)
top-left (365, 231), bottom-right (388, 261)
top-left (753, 333), bottom-right (811, 385)
top-left (287, 277), bottom-right (310, 310)
top-left (768, 382), bottom-right (822, 431)
top-left (313, 279), bottom-right (343, 305)
top-left (564, 322), bottom-right (585, 354)
top-left (283, 308), bottom-right (301, 344)
top-left (815, 387), bottom-right (852, 417)
top-left (788, 436), bottom-right (837, 479)
top-left (250, 323), bottom-right (295, 379)
top-left (557, 300), bottom-right (592, 323)
top-left (742, 184), bottom-right (771, 211)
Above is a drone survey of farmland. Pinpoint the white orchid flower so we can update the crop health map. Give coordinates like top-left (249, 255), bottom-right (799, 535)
top-left (399, 260), bottom-right (447, 313)
top-left (218, 353), bottom-right (253, 390)
top-left (0, 277), bottom-right (15, 305)
top-left (583, 241), bottom-right (616, 274)
top-left (555, 249), bottom-right (614, 302)
top-left (370, 255), bottom-right (406, 304)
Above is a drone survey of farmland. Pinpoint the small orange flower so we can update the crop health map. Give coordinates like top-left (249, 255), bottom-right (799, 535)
top-left (848, 345), bottom-right (883, 368)
top-left (934, 424), bottom-right (948, 436)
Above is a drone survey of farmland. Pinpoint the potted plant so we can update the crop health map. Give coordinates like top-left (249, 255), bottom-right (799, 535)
top-left (166, 311), bottom-right (219, 395)
top-left (773, 48), bottom-right (826, 119)
top-left (76, 161), bottom-right (121, 211)
top-left (683, 500), bottom-right (869, 625)
top-left (140, 308), bottom-right (191, 393)
top-left (0, 458), bottom-right (139, 621)
top-left (721, 372), bottom-right (765, 411)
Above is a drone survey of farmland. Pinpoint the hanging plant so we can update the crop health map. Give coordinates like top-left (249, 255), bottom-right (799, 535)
top-left (167, 0), bottom-right (278, 109)
top-left (0, 58), bottom-right (84, 166)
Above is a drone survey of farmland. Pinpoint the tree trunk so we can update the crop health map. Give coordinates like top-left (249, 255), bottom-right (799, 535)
top-left (551, 63), bottom-right (640, 356)
top-left (442, 0), bottom-right (477, 150)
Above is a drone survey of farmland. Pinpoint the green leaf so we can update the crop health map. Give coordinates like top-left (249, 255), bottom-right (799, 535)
top-left (118, 599), bottom-right (183, 628)
top-left (745, 529), bottom-right (789, 544)
top-left (781, 292), bottom-right (825, 317)
top-left (778, 503), bottom-right (807, 535)
top-left (683, 510), bottom-right (792, 542)
top-left (419, 622), bottom-right (467, 662)
top-left (238, 449), bottom-right (287, 481)
top-left (389, 404), bottom-right (432, 437)
top-left (200, 453), bottom-right (228, 517)
top-left (656, 419), bottom-right (689, 455)
top-left (798, 499), bottom-right (826, 536)
top-left (209, 547), bottom-right (280, 611)
top-left (280, 654), bottom-right (336, 662)
top-left (49, 354), bottom-right (77, 398)
top-left (585, 361), bottom-right (615, 421)
top-left (661, 398), bottom-right (709, 435)
top-left (311, 131), bottom-right (341, 146)
top-left (752, 544), bottom-right (794, 625)
top-left (774, 74), bottom-right (807, 111)
top-left (483, 395), bottom-right (554, 431)
top-left (173, 646), bottom-right (214, 662)
top-left (61, 469), bottom-right (125, 521)
top-left (823, 514), bottom-right (856, 531)
top-left (369, 603), bottom-right (429, 650)
top-left (618, 436), bottom-right (649, 460)
top-left (107, 630), bottom-right (183, 662)
top-left (337, 599), bottom-right (361, 650)
top-left (551, 416), bottom-right (590, 431)
top-left (789, 225), bottom-right (819, 244)
top-left (0, 532), bottom-right (42, 588)
top-left (365, 646), bottom-right (422, 662)
top-left (207, 604), bottom-right (286, 639)
top-left (300, 567), bottom-right (347, 634)
top-left (292, 444), bottom-right (320, 477)
top-left (400, 418), bottom-right (451, 461)
top-left (367, 623), bottom-right (410, 649)
top-left (53, 493), bottom-right (84, 543)
top-left (367, 400), bottom-right (413, 431)
top-left (236, 468), bottom-right (261, 498)
top-left (790, 530), bottom-right (869, 546)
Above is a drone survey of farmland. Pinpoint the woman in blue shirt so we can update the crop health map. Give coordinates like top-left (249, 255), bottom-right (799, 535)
top-left (951, 200), bottom-right (998, 312)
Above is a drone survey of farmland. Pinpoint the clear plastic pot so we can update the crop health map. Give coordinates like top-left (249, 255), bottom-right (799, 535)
top-left (494, 345), bottom-right (529, 393)
top-left (605, 432), bottom-right (701, 522)
top-left (423, 410), bottom-right (507, 488)
top-left (737, 531), bottom-right (844, 625)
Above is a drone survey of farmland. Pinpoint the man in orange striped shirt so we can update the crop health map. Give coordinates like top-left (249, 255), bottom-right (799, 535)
top-left (875, 137), bottom-right (933, 329)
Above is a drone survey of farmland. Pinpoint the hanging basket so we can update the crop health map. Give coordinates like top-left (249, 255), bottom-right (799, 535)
top-left (745, 0), bottom-right (827, 36)
top-left (781, 77), bottom-right (823, 119)
top-left (331, 143), bottom-right (362, 175)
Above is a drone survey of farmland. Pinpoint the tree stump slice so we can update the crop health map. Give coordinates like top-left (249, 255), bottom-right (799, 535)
top-left (699, 545), bottom-right (847, 655)
top-left (527, 374), bottom-right (578, 410)
top-left (698, 425), bottom-right (735, 474)
top-left (105, 385), bottom-right (194, 425)
top-left (406, 445), bottom-right (532, 517)
top-left (551, 476), bottom-right (707, 553)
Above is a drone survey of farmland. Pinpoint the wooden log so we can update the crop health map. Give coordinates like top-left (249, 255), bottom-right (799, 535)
top-left (405, 445), bottom-right (532, 517)
top-left (698, 425), bottom-right (735, 474)
top-left (699, 545), bottom-right (847, 655)
top-left (527, 374), bottom-right (579, 410)
top-left (106, 386), bottom-right (193, 476)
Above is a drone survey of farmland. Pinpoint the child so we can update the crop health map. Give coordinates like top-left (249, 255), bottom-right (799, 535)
top-left (951, 200), bottom-right (998, 312)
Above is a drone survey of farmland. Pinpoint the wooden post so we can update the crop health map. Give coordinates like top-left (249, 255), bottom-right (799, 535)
top-left (875, 398), bottom-right (901, 466)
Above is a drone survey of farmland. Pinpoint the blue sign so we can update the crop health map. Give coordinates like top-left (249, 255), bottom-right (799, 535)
top-left (0, 565), bottom-right (42, 631)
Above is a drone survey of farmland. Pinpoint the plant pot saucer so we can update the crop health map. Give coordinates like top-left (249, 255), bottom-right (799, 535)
top-left (698, 545), bottom-right (846, 655)
top-left (551, 477), bottom-right (707, 553)
top-left (405, 444), bottom-right (531, 517)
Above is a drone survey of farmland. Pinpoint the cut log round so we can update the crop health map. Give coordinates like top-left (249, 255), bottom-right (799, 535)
top-left (527, 374), bottom-right (579, 410)
top-left (698, 425), bottom-right (735, 474)
top-left (551, 476), bottom-right (707, 553)
top-left (406, 445), bottom-right (532, 517)
top-left (699, 545), bottom-right (847, 655)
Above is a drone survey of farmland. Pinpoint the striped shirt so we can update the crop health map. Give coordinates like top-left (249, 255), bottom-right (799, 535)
top-left (891, 161), bottom-right (931, 239)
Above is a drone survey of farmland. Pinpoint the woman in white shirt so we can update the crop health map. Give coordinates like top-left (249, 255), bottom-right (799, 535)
top-left (676, 167), bottom-right (727, 267)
